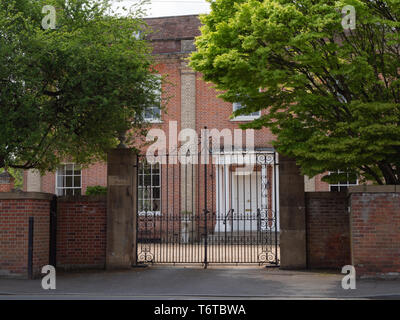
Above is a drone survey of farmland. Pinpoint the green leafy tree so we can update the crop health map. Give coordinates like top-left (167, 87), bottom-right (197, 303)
top-left (0, 0), bottom-right (160, 172)
top-left (190, 0), bottom-right (400, 185)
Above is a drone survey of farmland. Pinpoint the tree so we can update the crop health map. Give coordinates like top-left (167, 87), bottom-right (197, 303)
top-left (0, 0), bottom-right (160, 172)
top-left (190, 0), bottom-right (400, 185)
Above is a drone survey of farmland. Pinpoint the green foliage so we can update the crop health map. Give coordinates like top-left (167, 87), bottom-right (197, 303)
top-left (190, 0), bottom-right (400, 184)
top-left (0, 0), bottom-right (161, 173)
top-left (85, 185), bottom-right (107, 195)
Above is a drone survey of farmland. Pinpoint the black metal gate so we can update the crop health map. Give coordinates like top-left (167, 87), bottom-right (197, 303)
top-left (136, 148), bottom-right (279, 267)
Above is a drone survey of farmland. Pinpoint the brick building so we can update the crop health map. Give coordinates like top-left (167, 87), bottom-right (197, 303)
top-left (23, 15), bottom-right (355, 235)
top-left (1, 15), bottom-right (397, 278)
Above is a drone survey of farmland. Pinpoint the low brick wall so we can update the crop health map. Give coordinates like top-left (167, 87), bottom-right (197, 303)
top-left (56, 195), bottom-right (107, 270)
top-left (349, 186), bottom-right (400, 278)
top-left (0, 193), bottom-right (53, 278)
top-left (305, 192), bottom-right (351, 269)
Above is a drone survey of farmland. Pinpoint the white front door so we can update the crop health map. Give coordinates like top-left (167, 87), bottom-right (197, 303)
top-left (230, 172), bottom-right (261, 232)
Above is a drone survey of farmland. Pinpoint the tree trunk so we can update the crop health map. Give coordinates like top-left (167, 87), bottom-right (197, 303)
top-left (378, 162), bottom-right (399, 185)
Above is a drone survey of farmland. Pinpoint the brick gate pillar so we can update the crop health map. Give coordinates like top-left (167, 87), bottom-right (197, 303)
top-left (180, 59), bottom-right (198, 235)
top-left (106, 148), bottom-right (138, 269)
top-left (279, 155), bottom-right (307, 269)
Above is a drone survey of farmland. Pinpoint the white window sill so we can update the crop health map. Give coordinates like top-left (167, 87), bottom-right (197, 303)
top-left (144, 119), bottom-right (163, 124)
top-left (138, 211), bottom-right (162, 216)
top-left (230, 117), bottom-right (260, 122)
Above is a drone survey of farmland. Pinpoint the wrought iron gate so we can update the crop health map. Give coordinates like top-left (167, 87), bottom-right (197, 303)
top-left (136, 149), bottom-right (279, 267)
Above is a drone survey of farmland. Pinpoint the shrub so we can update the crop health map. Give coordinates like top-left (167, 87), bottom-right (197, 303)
top-left (86, 186), bottom-right (107, 196)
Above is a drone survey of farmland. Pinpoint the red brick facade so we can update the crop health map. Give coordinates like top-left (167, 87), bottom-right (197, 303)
top-left (24, 15), bottom-right (330, 197)
top-left (37, 162), bottom-right (107, 196)
top-left (314, 174), bottom-right (330, 192)
top-left (350, 188), bottom-right (400, 278)
top-left (305, 192), bottom-right (351, 269)
top-left (56, 196), bottom-right (107, 269)
top-left (0, 193), bottom-right (52, 278)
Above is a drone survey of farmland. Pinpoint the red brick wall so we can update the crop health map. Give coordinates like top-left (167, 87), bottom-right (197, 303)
top-left (0, 194), bottom-right (52, 278)
top-left (41, 162), bottom-right (108, 195)
top-left (196, 75), bottom-right (276, 149)
top-left (146, 15), bottom-right (202, 43)
top-left (56, 195), bottom-right (107, 269)
top-left (305, 192), bottom-right (351, 269)
top-left (314, 174), bottom-right (330, 192)
top-left (350, 189), bottom-right (400, 278)
top-left (0, 182), bottom-right (14, 192)
top-left (81, 163), bottom-right (107, 193)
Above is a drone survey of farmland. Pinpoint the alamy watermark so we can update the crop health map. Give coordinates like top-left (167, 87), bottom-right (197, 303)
top-left (41, 5), bottom-right (56, 30)
top-left (145, 121), bottom-right (258, 175)
top-left (341, 265), bottom-right (356, 290)
top-left (41, 265), bottom-right (56, 290)
top-left (342, 5), bottom-right (356, 30)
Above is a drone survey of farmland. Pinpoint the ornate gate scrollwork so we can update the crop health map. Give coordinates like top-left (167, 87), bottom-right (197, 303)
top-left (136, 151), bottom-right (279, 266)
top-left (137, 243), bottom-right (154, 263)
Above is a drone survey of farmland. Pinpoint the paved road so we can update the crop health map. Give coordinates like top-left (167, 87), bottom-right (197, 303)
top-left (1, 266), bottom-right (400, 299)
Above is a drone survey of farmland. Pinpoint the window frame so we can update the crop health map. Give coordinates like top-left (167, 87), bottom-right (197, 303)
top-left (55, 163), bottom-right (82, 196)
top-left (231, 102), bottom-right (261, 121)
top-left (143, 105), bottom-right (162, 123)
top-left (138, 161), bottom-right (162, 216)
top-left (143, 75), bottom-right (162, 123)
top-left (329, 170), bottom-right (358, 192)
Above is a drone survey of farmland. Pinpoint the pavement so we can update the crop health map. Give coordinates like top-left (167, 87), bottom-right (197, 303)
top-left (1, 265), bottom-right (400, 300)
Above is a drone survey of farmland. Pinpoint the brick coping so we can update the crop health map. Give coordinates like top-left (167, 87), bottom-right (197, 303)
top-left (0, 192), bottom-right (54, 200)
top-left (145, 14), bottom-right (199, 21)
top-left (305, 191), bottom-right (347, 198)
top-left (348, 185), bottom-right (400, 193)
top-left (0, 193), bottom-right (107, 201)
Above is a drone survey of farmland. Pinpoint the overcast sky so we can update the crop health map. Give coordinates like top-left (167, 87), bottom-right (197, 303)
top-left (112, 0), bottom-right (211, 18)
